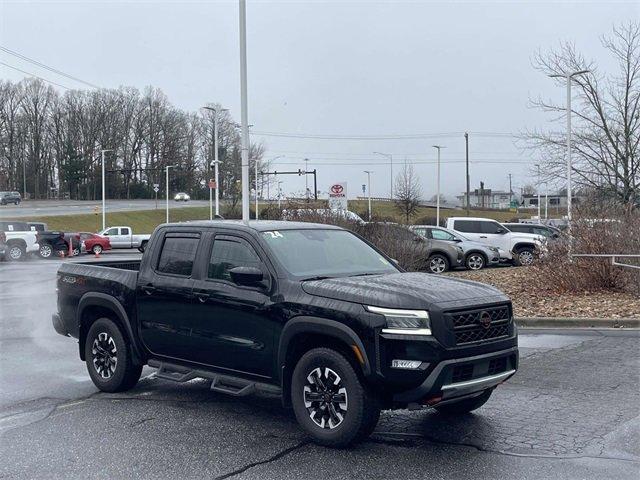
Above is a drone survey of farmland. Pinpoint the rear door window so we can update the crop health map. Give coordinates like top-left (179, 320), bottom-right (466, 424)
top-left (156, 234), bottom-right (200, 276)
top-left (431, 228), bottom-right (456, 241)
top-left (121, 227), bottom-right (131, 235)
top-left (479, 221), bottom-right (505, 234)
top-left (453, 220), bottom-right (481, 233)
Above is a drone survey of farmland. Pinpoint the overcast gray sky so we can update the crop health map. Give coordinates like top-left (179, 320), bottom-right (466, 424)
top-left (1, 0), bottom-right (638, 201)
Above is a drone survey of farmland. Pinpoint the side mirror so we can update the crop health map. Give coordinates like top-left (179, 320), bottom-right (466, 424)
top-left (453, 238), bottom-right (462, 242)
top-left (229, 266), bottom-right (264, 287)
top-left (496, 228), bottom-right (505, 234)
top-left (412, 236), bottom-right (422, 243)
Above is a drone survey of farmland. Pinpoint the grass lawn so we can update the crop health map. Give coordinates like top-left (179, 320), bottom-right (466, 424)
top-left (4, 200), bottom-right (528, 233)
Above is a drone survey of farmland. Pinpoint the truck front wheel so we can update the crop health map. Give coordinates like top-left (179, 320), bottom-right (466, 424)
top-left (291, 347), bottom-right (380, 447)
top-left (435, 389), bottom-right (493, 415)
top-left (84, 317), bottom-right (142, 392)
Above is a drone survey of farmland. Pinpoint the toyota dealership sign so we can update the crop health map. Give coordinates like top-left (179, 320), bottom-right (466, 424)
top-left (328, 182), bottom-right (348, 210)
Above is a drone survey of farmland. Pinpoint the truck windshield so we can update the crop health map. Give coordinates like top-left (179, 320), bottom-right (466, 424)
top-left (261, 229), bottom-right (399, 279)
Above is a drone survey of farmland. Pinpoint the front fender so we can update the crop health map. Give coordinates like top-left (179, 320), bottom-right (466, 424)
top-left (277, 316), bottom-right (372, 383)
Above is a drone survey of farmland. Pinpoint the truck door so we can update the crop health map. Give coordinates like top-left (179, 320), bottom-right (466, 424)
top-left (102, 227), bottom-right (122, 248)
top-left (137, 231), bottom-right (201, 360)
top-left (190, 232), bottom-right (275, 378)
top-left (478, 220), bottom-right (511, 252)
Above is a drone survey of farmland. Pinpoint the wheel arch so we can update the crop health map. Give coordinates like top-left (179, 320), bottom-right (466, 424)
top-left (278, 317), bottom-right (372, 408)
top-left (512, 242), bottom-right (536, 253)
top-left (464, 249), bottom-right (488, 262)
top-left (77, 292), bottom-right (144, 364)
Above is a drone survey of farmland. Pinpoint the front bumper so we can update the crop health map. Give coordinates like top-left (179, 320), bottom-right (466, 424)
top-left (391, 346), bottom-right (518, 404)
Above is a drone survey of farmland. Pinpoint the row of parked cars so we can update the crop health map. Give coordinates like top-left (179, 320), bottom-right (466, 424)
top-left (282, 209), bottom-right (561, 273)
top-left (0, 221), bottom-right (150, 261)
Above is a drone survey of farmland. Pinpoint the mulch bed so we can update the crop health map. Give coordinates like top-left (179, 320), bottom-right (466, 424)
top-left (446, 267), bottom-right (640, 319)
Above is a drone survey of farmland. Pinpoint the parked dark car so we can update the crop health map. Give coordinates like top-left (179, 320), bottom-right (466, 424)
top-left (36, 231), bottom-right (69, 258)
top-left (0, 191), bottom-right (22, 205)
top-left (53, 221), bottom-right (518, 447)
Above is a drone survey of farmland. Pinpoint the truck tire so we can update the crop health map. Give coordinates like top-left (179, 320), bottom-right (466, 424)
top-left (435, 389), bottom-right (493, 415)
top-left (513, 247), bottom-right (535, 266)
top-left (427, 254), bottom-right (449, 274)
top-left (7, 243), bottom-right (25, 261)
top-left (291, 347), bottom-right (380, 447)
top-left (39, 244), bottom-right (54, 259)
top-left (84, 317), bottom-right (142, 393)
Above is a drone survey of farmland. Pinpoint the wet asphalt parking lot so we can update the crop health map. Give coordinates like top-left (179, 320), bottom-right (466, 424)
top-left (0, 253), bottom-right (638, 479)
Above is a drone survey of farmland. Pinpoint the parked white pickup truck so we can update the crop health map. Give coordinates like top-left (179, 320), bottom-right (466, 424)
top-left (446, 217), bottom-right (544, 266)
top-left (0, 221), bottom-right (40, 261)
top-left (98, 226), bottom-right (151, 252)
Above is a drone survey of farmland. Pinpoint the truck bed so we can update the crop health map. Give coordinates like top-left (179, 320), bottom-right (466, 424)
top-left (55, 260), bottom-right (142, 339)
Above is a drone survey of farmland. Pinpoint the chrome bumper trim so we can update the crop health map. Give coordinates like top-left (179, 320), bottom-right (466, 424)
top-left (441, 369), bottom-right (516, 399)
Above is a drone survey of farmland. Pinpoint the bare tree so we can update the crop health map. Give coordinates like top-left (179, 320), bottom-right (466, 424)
top-left (527, 22), bottom-right (640, 209)
top-left (394, 163), bottom-right (421, 223)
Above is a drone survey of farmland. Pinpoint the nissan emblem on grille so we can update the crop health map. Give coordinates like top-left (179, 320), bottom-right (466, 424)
top-left (479, 311), bottom-right (492, 329)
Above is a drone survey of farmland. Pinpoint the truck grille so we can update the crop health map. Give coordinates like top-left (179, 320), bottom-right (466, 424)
top-left (447, 305), bottom-right (511, 345)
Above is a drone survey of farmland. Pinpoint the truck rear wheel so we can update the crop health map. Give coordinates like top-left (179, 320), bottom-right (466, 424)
top-left (84, 317), bottom-right (142, 392)
top-left (291, 347), bottom-right (380, 447)
top-left (435, 389), bottom-right (493, 415)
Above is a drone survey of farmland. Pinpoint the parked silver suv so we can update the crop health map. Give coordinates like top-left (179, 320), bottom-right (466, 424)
top-left (411, 226), bottom-right (501, 270)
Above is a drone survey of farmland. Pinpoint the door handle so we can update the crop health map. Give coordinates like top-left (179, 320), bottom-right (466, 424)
top-left (195, 292), bottom-right (210, 303)
top-left (479, 236), bottom-right (487, 238)
top-left (141, 285), bottom-right (156, 295)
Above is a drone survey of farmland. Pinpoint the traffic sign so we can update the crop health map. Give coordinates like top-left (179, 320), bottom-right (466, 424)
top-left (153, 186), bottom-right (159, 193)
top-left (208, 179), bottom-right (216, 189)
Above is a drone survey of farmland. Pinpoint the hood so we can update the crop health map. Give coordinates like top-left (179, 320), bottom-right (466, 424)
top-left (511, 232), bottom-right (544, 244)
top-left (301, 272), bottom-right (508, 310)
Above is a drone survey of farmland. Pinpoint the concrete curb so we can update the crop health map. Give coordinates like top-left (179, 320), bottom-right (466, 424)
top-left (515, 317), bottom-right (640, 329)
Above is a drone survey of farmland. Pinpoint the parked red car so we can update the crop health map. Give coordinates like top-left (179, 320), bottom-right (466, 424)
top-left (79, 232), bottom-right (111, 255)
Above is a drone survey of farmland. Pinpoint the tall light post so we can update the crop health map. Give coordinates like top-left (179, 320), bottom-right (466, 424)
top-left (100, 149), bottom-right (113, 231)
top-left (373, 152), bottom-right (393, 199)
top-left (364, 170), bottom-right (373, 221)
top-left (202, 106), bottom-right (228, 219)
top-left (239, 0), bottom-right (250, 223)
top-left (165, 165), bottom-right (175, 223)
top-left (535, 163), bottom-right (541, 223)
top-left (304, 158), bottom-right (310, 200)
top-left (277, 181), bottom-right (283, 208)
top-left (549, 69), bottom-right (590, 227)
top-left (432, 145), bottom-right (445, 226)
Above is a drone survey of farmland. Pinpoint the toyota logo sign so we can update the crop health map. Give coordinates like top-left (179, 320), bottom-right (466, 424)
top-left (330, 184), bottom-right (344, 194)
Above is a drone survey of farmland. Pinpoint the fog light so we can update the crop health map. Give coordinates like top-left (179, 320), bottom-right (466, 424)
top-left (391, 359), bottom-right (422, 370)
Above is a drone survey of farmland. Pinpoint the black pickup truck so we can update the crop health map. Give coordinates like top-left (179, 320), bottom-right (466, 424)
top-left (53, 220), bottom-right (518, 447)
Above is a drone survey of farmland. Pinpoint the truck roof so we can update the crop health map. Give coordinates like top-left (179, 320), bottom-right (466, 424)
top-left (176, 220), bottom-right (345, 232)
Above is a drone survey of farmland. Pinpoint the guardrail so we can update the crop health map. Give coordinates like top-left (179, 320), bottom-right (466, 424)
top-left (571, 254), bottom-right (640, 270)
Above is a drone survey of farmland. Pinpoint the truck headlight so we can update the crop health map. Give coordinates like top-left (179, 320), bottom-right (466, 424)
top-left (366, 306), bottom-right (431, 335)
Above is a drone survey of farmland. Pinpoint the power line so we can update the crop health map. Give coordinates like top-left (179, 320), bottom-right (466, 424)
top-left (270, 159), bottom-right (536, 166)
top-left (252, 130), bottom-right (518, 140)
top-left (0, 45), bottom-right (100, 89)
top-left (0, 62), bottom-right (71, 90)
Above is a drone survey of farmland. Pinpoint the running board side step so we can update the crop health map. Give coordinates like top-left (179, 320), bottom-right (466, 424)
top-left (148, 360), bottom-right (281, 397)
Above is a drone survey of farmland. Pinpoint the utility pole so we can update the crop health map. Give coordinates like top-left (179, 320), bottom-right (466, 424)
top-left (432, 145), bottom-right (445, 226)
top-left (239, 0), bottom-right (250, 223)
top-left (508, 173), bottom-right (513, 203)
top-left (364, 170), bottom-right (373, 221)
top-left (464, 133), bottom-right (470, 216)
top-left (277, 181), bottom-right (283, 208)
top-left (535, 164), bottom-right (541, 223)
top-left (549, 69), bottom-right (590, 227)
top-left (100, 149), bottom-right (113, 231)
top-left (201, 106), bottom-right (228, 218)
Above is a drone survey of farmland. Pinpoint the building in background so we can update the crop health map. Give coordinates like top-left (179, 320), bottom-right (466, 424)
top-left (456, 187), bottom-right (512, 209)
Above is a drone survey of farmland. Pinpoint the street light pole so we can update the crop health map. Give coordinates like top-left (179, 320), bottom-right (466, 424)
top-left (304, 158), bottom-right (310, 201)
top-left (373, 152), bottom-right (393, 199)
top-left (549, 69), bottom-right (590, 227)
top-left (202, 106), bottom-right (228, 218)
top-left (239, 0), bottom-right (250, 223)
top-left (535, 164), bottom-right (541, 223)
top-left (100, 149), bottom-right (113, 231)
top-left (165, 165), bottom-right (174, 223)
top-left (277, 181), bottom-right (283, 208)
top-left (432, 145), bottom-right (445, 226)
top-left (364, 170), bottom-right (373, 221)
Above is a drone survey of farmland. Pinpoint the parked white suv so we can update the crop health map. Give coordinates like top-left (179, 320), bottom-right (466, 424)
top-left (446, 217), bottom-right (543, 266)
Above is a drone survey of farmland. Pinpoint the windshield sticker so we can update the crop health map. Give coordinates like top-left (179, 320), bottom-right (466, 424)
top-left (264, 231), bottom-right (284, 239)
